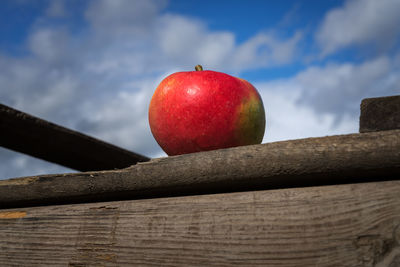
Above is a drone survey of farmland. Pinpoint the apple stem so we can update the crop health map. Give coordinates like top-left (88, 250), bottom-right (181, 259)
top-left (195, 65), bottom-right (203, 71)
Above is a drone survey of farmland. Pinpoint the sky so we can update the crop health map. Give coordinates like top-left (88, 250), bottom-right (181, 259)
top-left (1, 0), bottom-right (399, 179)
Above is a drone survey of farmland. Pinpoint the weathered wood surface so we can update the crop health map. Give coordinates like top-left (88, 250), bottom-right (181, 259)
top-left (0, 103), bottom-right (150, 172)
top-left (1, 129), bottom-right (399, 208)
top-left (1, 180), bottom-right (400, 266)
top-left (360, 95), bottom-right (400, 133)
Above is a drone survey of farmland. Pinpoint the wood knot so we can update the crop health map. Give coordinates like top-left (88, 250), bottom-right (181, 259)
top-left (354, 234), bottom-right (396, 266)
top-left (356, 225), bottom-right (400, 267)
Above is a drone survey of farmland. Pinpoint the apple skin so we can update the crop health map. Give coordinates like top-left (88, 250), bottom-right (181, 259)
top-left (149, 68), bottom-right (265, 156)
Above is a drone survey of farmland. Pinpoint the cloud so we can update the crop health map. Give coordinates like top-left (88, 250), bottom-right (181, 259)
top-left (85, 0), bottom-right (167, 36)
top-left (250, 55), bottom-right (399, 145)
top-left (28, 28), bottom-right (70, 63)
top-left (256, 55), bottom-right (399, 143)
top-left (230, 31), bottom-right (303, 71)
top-left (75, 77), bottom-right (165, 157)
top-left (257, 81), bottom-right (356, 143)
top-left (156, 15), bottom-right (303, 71)
top-left (46, 0), bottom-right (67, 18)
top-left (316, 0), bottom-right (400, 56)
top-left (155, 15), bottom-right (235, 70)
top-left (296, 56), bottom-right (399, 119)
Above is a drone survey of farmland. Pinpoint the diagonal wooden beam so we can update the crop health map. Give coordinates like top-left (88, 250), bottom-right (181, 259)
top-left (0, 103), bottom-right (150, 172)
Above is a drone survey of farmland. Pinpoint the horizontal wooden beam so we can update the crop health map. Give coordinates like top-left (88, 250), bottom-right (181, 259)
top-left (1, 129), bottom-right (399, 208)
top-left (0, 103), bottom-right (150, 172)
top-left (360, 95), bottom-right (400, 133)
top-left (1, 180), bottom-right (400, 266)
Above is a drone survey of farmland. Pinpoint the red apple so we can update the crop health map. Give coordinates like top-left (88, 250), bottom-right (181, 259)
top-left (149, 65), bottom-right (265, 156)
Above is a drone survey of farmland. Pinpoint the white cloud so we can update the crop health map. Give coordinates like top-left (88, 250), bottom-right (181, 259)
top-left (28, 28), bottom-right (70, 63)
top-left (296, 56), bottom-right (398, 118)
top-left (76, 77), bottom-right (165, 156)
top-left (230, 31), bottom-right (303, 71)
top-left (46, 0), bottom-right (67, 17)
top-left (85, 0), bottom-right (167, 36)
top-left (156, 15), bottom-right (236, 69)
top-left (316, 0), bottom-right (400, 56)
top-left (257, 81), bottom-right (356, 143)
top-left (253, 54), bottom-right (399, 145)
top-left (155, 14), bottom-right (302, 72)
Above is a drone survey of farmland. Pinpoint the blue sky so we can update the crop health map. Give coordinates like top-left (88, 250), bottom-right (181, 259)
top-left (1, 0), bottom-right (400, 179)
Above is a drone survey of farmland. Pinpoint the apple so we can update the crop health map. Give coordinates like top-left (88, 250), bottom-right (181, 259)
top-left (149, 65), bottom-right (266, 156)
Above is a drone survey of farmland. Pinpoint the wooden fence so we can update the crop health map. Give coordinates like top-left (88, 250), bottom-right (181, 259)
top-left (0, 95), bottom-right (399, 266)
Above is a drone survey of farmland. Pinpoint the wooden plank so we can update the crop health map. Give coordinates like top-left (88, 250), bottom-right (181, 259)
top-left (1, 180), bottom-right (400, 266)
top-left (1, 129), bottom-right (399, 208)
top-left (0, 103), bottom-right (150, 172)
top-left (360, 95), bottom-right (400, 133)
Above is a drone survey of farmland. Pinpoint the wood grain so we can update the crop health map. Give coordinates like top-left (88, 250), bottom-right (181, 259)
top-left (1, 129), bottom-right (400, 208)
top-left (360, 95), bottom-right (400, 133)
top-left (0, 103), bottom-right (150, 172)
top-left (1, 180), bottom-right (400, 266)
